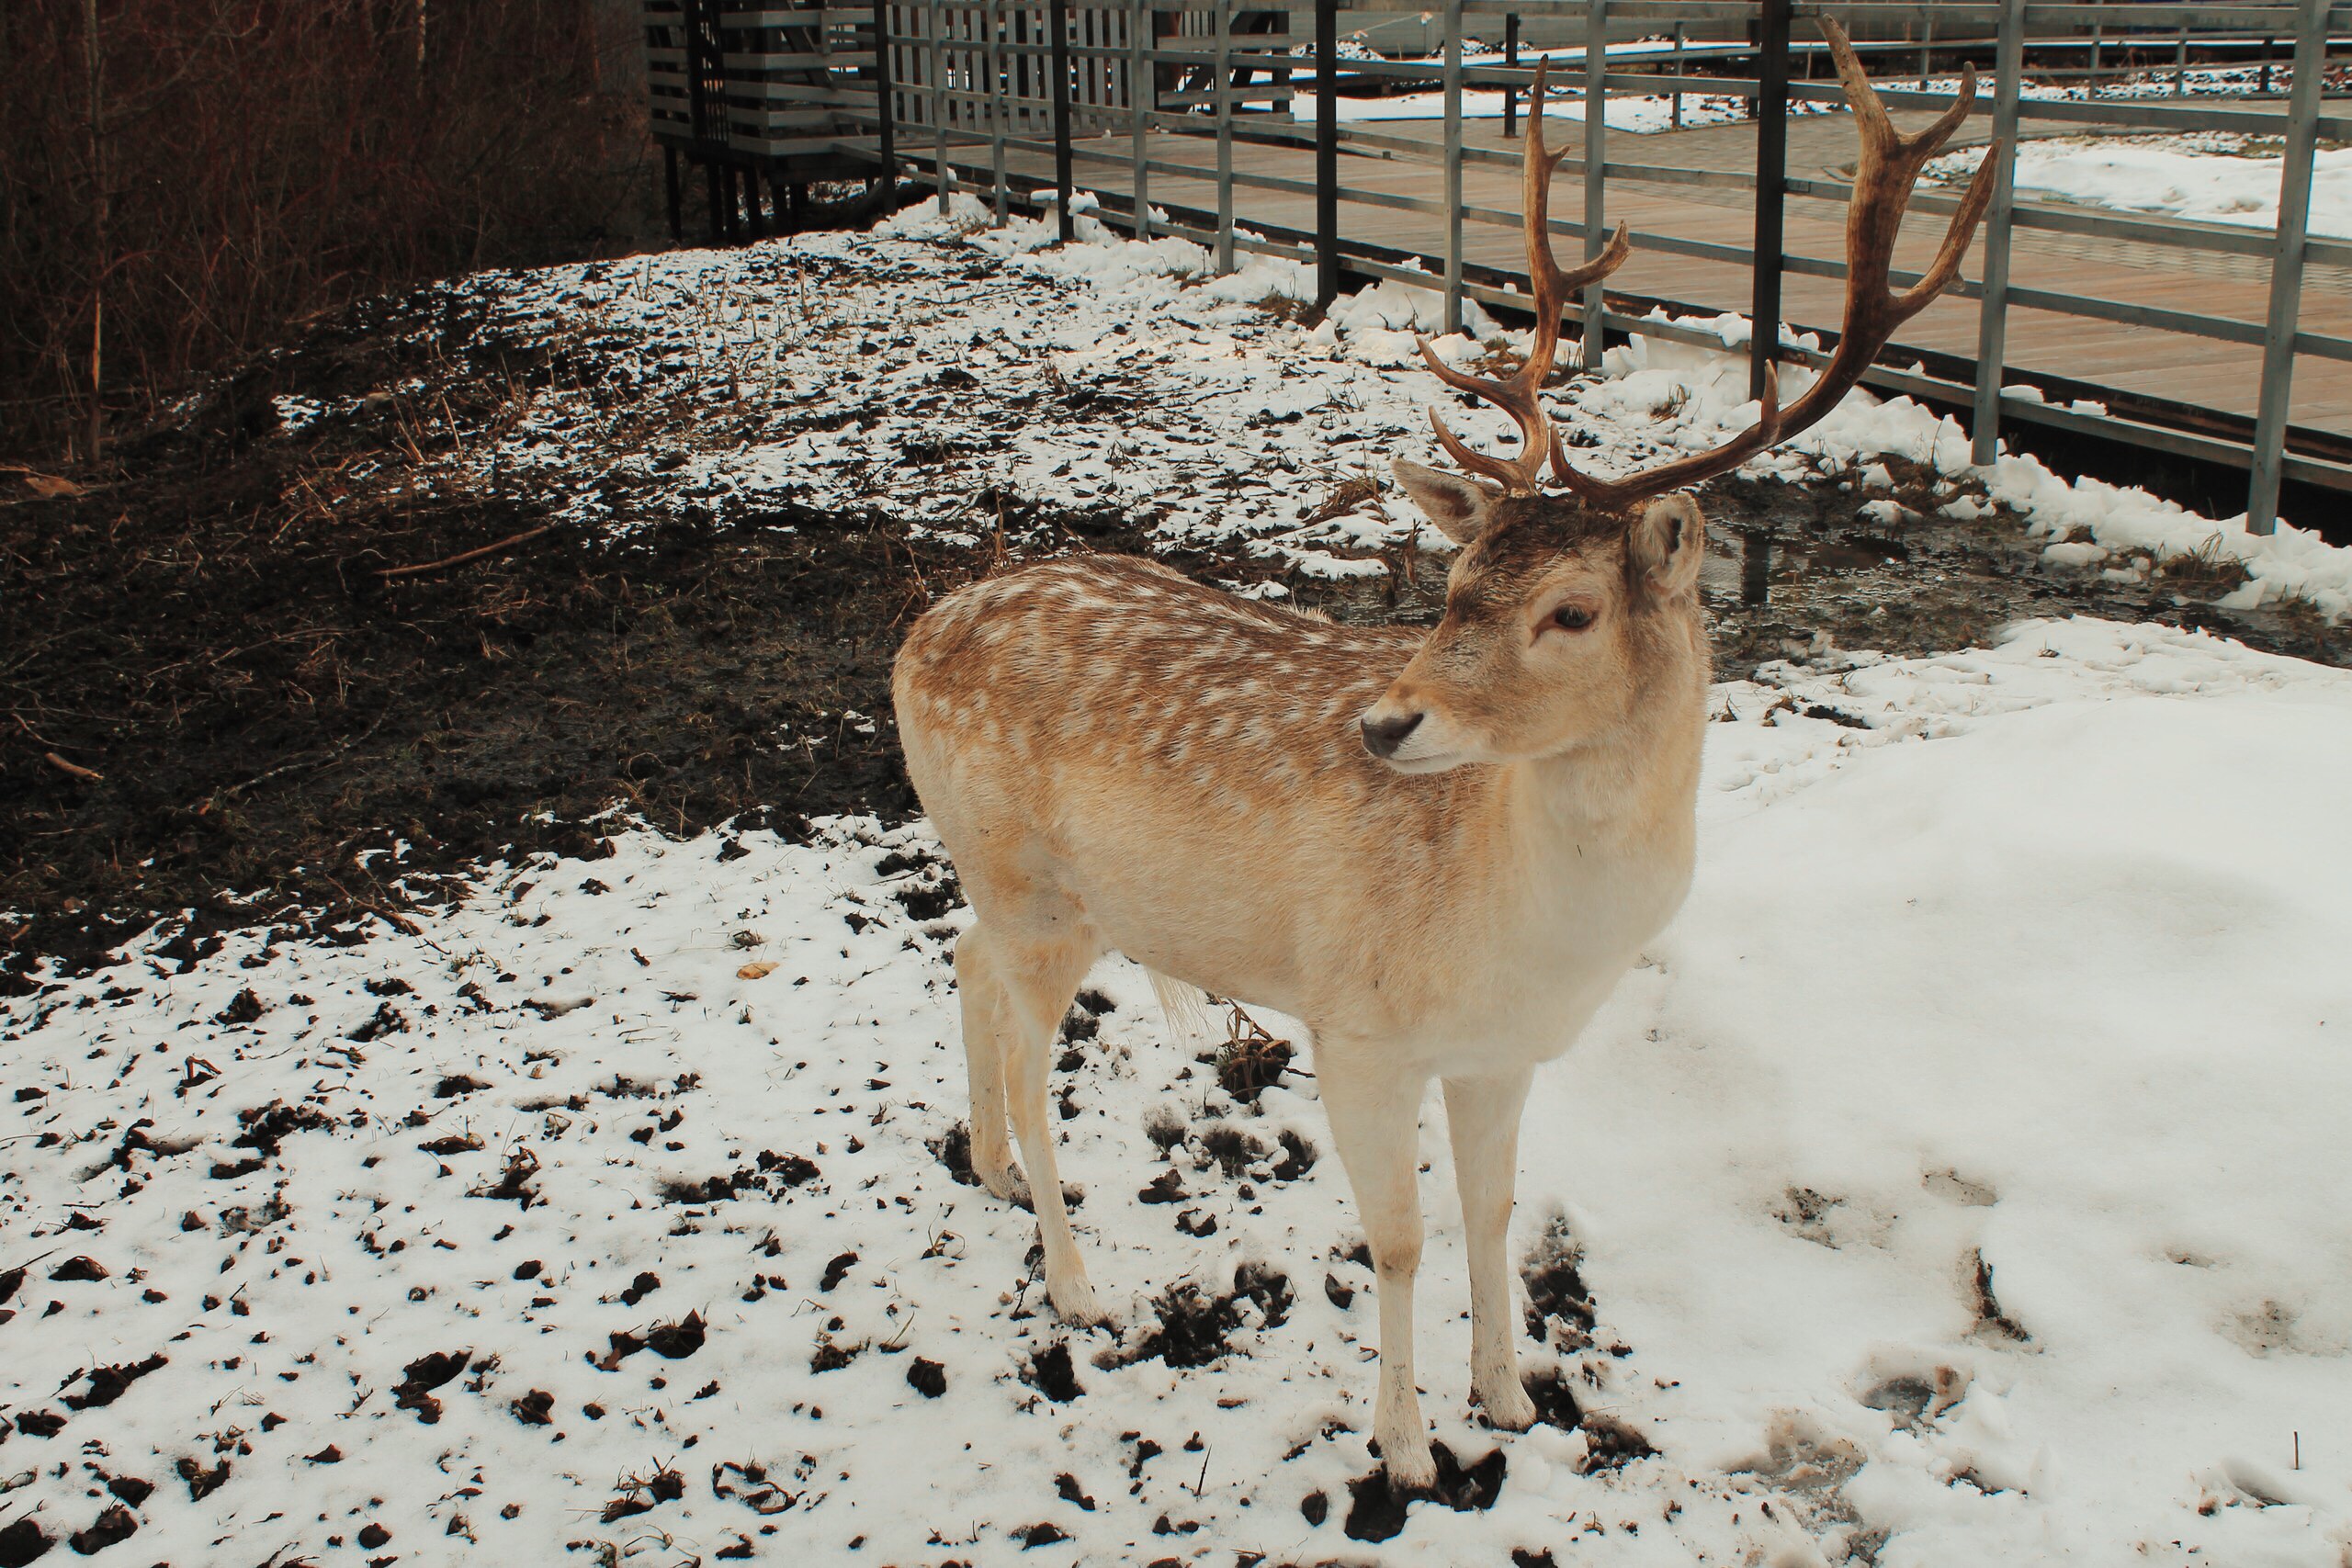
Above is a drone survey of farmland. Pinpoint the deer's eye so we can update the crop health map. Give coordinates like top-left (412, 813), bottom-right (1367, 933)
top-left (1551, 604), bottom-right (1595, 632)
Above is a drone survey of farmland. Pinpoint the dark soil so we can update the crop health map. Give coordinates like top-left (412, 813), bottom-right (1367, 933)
top-left (0, 280), bottom-right (998, 982)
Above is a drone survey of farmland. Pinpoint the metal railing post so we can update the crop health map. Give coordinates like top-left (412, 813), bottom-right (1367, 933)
top-left (1750, 0), bottom-right (1789, 400)
top-left (989, 0), bottom-right (1008, 223)
top-left (2247, 0), bottom-right (2325, 535)
top-left (1972, 0), bottom-right (2024, 465)
top-left (1671, 20), bottom-right (1685, 130)
top-left (1581, 0), bottom-right (1607, 370)
top-left (1503, 13), bottom-right (1521, 138)
top-left (931, 0), bottom-right (951, 215)
top-left (1316, 0), bottom-right (1339, 307)
top-left (2087, 0), bottom-right (2103, 96)
top-left (1443, 0), bottom-right (1464, 333)
top-left (1051, 0), bottom-right (1074, 239)
top-left (1216, 0), bottom-right (1235, 270)
top-left (1131, 0), bottom-right (1151, 241)
top-left (2173, 23), bottom-right (2188, 96)
top-left (875, 0), bottom-right (897, 196)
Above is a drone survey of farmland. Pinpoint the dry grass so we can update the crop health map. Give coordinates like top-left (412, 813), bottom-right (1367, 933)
top-left (2158, 534), bottom-right (2254, 594)
top-left (1301, 472), bottom-right (1381, 526)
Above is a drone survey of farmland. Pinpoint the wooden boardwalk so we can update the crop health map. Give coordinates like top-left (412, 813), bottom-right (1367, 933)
top-left (954, 109), bottom-right (2352, 447)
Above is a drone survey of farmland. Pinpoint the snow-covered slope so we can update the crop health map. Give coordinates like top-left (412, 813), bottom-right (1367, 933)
top-left (352, 202), bottom-right (2350, 620)
top-left (7, 617), bottom-right (2349, 1566)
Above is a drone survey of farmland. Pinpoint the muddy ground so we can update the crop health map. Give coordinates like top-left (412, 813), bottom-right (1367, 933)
top-left (6, 272), bottom-right (2343, 982)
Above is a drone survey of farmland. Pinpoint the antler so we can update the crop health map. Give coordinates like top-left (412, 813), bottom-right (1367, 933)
top-left (1548, 17), bottom-right (2005, 512)
top-left (1419, 60), bottom-right (1631, 496)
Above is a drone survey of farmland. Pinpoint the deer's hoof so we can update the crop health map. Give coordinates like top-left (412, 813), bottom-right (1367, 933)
top-left (1048, 1271), bottom-right (1108, 1326)
top-left (981, 1163), bottom-right (1029, 1205)
top-left (1379, 1433), bottom-right (1439, 1494)
top-left (1477, 1379), bottom-right (1538, 1433)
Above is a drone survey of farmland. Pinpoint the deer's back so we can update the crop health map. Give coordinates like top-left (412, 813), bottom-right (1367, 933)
top-left (892, 556), bottom-right (1478, 1016)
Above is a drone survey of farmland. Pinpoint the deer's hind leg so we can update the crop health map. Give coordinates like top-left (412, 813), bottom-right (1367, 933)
top-left (953, 929), bottom-right (1024, 1203)
top-left (954, 918), bottom-right (1106, 1325)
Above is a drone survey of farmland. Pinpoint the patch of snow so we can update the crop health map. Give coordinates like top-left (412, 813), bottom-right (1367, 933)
top-left (1931, 132), bottom-right (2352, 239)
top-left (6, 619), bottom-right (2349, 1563)
top-left (371, 202), bottom-right (2347, 619)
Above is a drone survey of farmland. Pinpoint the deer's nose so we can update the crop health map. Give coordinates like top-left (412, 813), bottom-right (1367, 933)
top-left (1359, 711), bottom-right (1424, 760)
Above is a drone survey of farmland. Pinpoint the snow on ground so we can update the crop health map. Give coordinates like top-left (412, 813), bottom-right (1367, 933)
top-left (346, 198), bottom-right (2349, 620)
top-left (1931, 131), bottom-right (2352, 238)
top-left (6, 616), bottom-right (2349, 1566)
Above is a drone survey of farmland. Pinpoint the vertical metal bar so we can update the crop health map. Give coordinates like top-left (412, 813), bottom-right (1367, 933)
top-left (1216, 0), bottom-right (1235, 271)
top-left (1750, 0), bottom-right (1789, 400)
top-left (1918, 8), bottom-right (1932, 89)
top-left (875, 0), bottom-right (897, 194)
top-left (1671, 20), bottom-right (1684, 130)
top-left (989, 0), bottom-right (1008, 222)
top-left (1316, 0), bottom-right (1338, 307)
top-left (1442, 0), bottom-right (1464, 333)
top-left (1972, 0), bottom-right (2024, 465)
top-left (2247, 0), bottom-right (2325, 535)
top-left (2260, 34), bottom-right (2275, 96)
top-left (1051, 0), bottom-right (1074, 239)
top-left (931, 0), bottom-right (950, 215)
top-left (746, 163), bottom-right (769, 237)
top-left (1581, 0), bottom-right (1606, 369)
top-left (2087, 0), bottom-right (2102, 96)
top-left (2173, 23), bottom-right (2187, 95)
top-left (1131, 0), bottom-right (1151, 241)
top-left (1503, 12), bottom-right (1520, 138)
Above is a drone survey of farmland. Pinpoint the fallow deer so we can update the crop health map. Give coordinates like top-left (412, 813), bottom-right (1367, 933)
top-left (892, 21), bottom-right (1999, 1488)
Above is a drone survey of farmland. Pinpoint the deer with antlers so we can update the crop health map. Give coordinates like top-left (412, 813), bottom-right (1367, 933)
top-left (893, 21), bottom-right (1999, 1488)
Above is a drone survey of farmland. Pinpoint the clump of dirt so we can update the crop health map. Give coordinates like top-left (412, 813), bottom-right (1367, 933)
top-left (1577, 1413), bottom-right (1658, 1473)
top-left (1343, 1442), bottom-right (1509, 1541)
top-left (1021, 1342), bottom-right (1084, 1403)
top-left (390, 1348), bottom-right (469, 1423)
top-left (929, 1122), bottom-right (979, 1187)
top-left (1968, 1249), bottom-right (2030, 1343)
top-left (231, 1100), bottom-right (337, 1158)
top-left (655, 1150), bottom-right (820, 1205)
top-left (1521, 1213), bottom-right (1598, 1351)
top-left (1521, 1364), bottom-right (1583, 1430)
top-left (1213, 1010), bottom-right (1295, 1102)
top-left (1108, 1262), bottom-right (1294, 1370)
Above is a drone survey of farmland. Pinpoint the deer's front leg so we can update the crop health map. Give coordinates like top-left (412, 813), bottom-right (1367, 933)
top-left (1443, 1068), bottom-right (1536, 1430)
top-left (1321, 1061), bottom-right (1436, 1490)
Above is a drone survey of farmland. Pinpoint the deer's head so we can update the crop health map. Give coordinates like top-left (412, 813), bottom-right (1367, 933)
top-left (1362, 25), bottom-right (2001, 773)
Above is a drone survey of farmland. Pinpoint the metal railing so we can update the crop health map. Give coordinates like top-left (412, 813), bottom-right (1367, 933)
top-left (773, 1), bottom-right (2352, 525)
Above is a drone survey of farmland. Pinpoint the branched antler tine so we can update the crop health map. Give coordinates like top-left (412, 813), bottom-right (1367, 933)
top-left (1548, 364), bottom-right (1781, 510)
top-left (1419, 342), bottom-right (1551, 490)
top-left (1551, 19), bottom-right (2005, 509)
top-left (1427, 407), bottom-right (1527, 488)
top-left (1554, 221), bottom-right (1634, 298)
top-left (1769, 22), bottom-right (2001, 434)
top-left (1893, 141), bottom-right (2000, 314)
top-left (1825, 16), bottom-right (1896, 144)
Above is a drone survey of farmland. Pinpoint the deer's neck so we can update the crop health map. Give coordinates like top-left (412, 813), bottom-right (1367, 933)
top-left (1492, 620), bottom-right (1708, 886)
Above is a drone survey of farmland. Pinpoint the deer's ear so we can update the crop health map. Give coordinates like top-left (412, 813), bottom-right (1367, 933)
top-left (1627, 493), bottom-right (1705, 603)
top-left (1392, 459), bottom-right (1503, 546)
